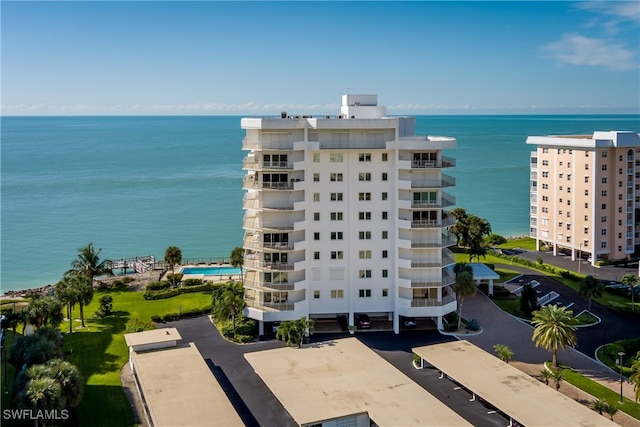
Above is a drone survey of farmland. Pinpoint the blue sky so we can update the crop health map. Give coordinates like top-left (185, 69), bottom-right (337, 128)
top-left (2, 1), bottom-right (639, 115)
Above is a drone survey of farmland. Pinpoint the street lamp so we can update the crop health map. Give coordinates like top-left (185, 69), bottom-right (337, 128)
top-left (618, 351), bottom-right (625, 404)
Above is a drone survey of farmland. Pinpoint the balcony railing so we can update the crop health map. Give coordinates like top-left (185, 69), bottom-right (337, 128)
top-left (243, 279), bottom-right (294, 291)
top-left (410, 216), bottom-right (456, 228)
top-left (243, 238), bottom-right (294, 251)
top-left (243, 219), bottom-right (294, 231)
top-left (411, 156), bottom-right (456, 169)
top-left (243, 198), bottom-right (294, 211)
top-left (245, 299), bottom-right (294, 311)
top-left (411, 235), bottom-right (456, 248)
top-left (409, 293), bottom-right (456, 307)
top-left (263, 161), bottom-right (293, 170)
top-left (410, 176), bottom-right (456, 188)
top-left (410, 274), bottom-right (456, 288)
top-left (244, 259), bottom-right (295, 271)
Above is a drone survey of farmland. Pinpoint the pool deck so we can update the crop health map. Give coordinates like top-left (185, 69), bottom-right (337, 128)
top-left (165, 264), bottom-right (243, 283)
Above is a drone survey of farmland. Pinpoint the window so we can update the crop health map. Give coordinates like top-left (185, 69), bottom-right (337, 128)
top-left (585, 202), bottom-right (589, 208)
top-left (618, 181), bottom-right (623, 188)
top-left (359, 288), bottom-right (372, 296)
top-left (619, 168), bottom-right (623, 175)
top-left (314, 290), bottom-right (320, 299)
top-left (382, 288), bottom-right (388, 297)
top-left (314, 251), bottom-right (320, 260)
top-left (330, 173), bottom-right (343, 182)
top-left (359, 271), bottom-right (372, 279)
top-left (382, 211), bottom-right (388, 220)
top-left (359, 250), bottom-right (372, 259)
top-left (619, 219), bottom-right (623, 226)
top-left (602, 177), bottom-right (607, 184)
top-left (567, 200), bottom-right (571, 206)
top-left (567, 174), bottom-right (571, 181)
top-left (559, 186), bottom-right (563, 191)
top-left (382, 172), bottom-right (388, 181)
top-left (331, 251), bottom-right (343, 259)
top-left (585, 189), bottom-right (589, 196)
top-left (382, 250), bottom-right (388, 258)
top-left (568, 162), bottom-right (571, 168)
top-left (567, 223), bottom-right (571, 230)
top-left (359, 173), bottom-right (371, 181)
top-left (601, 241), bottom-right (607, 248)
top-left (314, 212), bottom-right (320, 221)
top-left (330, 153), bottom-right (343, 162)
top-left (313, 173), bottom-right (320, 182)
top-left (331, 231), bottom-right (343, 240)
top-left (314, 232), bottom-right (320, 240)
top-left (584, 215), bottom-right (588, 221)
top-left (359, 231), bottom-right (372, 240)
top-left (313, 193), bottom-right (320, 201)
top-left (542, 196), bottom-right (548, 201)
top-left (330, 289), bottom-right (344, 298)
top-left (359, 192), bottom-right (371, 201)
top-left (619, 194), bottom-right (623, 200)
top-left (618, 246), bottom-right (623, 252)
top-left (313, 153), bottom-right (320, 162)
top-left (602, 165), bottom-right (607, 171)
top-left (602, 190), bottom-right (607, 197)
top-left (542, 183), bottom-right (548, 189)
top-left (330, 212), bottom-right (343, 221)
top-left (359, 153), bottom-right (372, 162)
top-left (330, 192), bottom-right (343, 201)
top-left (381, 192), bottom-right (388, 201)
top-left (602, 203), bottom-right (606, 210)
top-left (359, 212), bottom-right (371, 220)
top-left (567, 187), bottom-right (571, 193)
top-left (585, 176), bottom-right (589, 183)
top-left (602, 152), bottom-right (608, 158)
top-left (542, 171), bottom-right (549, 178)
top-left (382, 153), bottom-right (388, 161)
top-left (618, 206), bottom-right (623, 213)
top-left (601, 216), bottom-right (607, 223)
top-left (542, 160), bottom-right (549, 166)
top-left (382, 231), bottom-right (388, 239)
top-left (543, 148), bottom-right (549, 153)
top-left (584, 227), bottom-right (589, 234)
top-left (601, 229), bottom-right (607, 236)
top-left (382, 269), bottom-right (388, 278)
top-left (559, 161), bottom-right (563, 166)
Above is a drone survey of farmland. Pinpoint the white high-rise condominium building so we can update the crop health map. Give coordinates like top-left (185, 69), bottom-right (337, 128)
top-left (241, 95), bottom-right (457, 335)
top-left (528, 131), bottom-right (640, 266)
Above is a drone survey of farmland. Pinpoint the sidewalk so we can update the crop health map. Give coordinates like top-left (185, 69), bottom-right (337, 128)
top-left (458, 290), bottom-right (640, 427)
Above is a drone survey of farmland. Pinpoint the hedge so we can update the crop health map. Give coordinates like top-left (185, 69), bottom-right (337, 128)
top-left (151, 305), bottom-right (213, 323)
top-left (143, 282), bottom-right (219, 300)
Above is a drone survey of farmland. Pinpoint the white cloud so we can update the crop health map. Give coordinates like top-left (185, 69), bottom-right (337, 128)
top-left (575, 1), bottom-right (640, 33)
top-left (542, 33), bottom-right (638, 71)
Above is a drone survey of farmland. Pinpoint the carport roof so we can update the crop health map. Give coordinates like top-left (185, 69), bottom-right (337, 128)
top-left (245, 337), bottom-right (472, 427)
top-left (413, 340), bottom-right (616, 427)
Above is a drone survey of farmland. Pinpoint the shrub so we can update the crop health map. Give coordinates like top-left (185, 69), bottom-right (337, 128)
top-left (485, 234), bottom-right (507, 245)
top-left (146, 281), bottom-right (170, 291)
top-left (166, 273), bottom-right (184, 287)
top-left (125, 318), bottom-right (156, 333)
top-left (143, 283), bottom-right (218, 300)
top-left (183, 278), bottom-right (203, 287)
top-left (413, 353), bottom-right (422, 367)
top-left (492, 286), bottom-right (512, 298)
top-left (465, 318), bottom-right (480, 331)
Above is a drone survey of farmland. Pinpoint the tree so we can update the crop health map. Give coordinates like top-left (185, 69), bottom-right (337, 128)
top-left (45, 358), bottom-right (84, 408)
top-left (450, 208), bottom-right (470, 247)
top-left (212, 281), bottom-right (245, 336)
top-left (630, 354), bottom-right (640, 403)
top-left (452, 263), bottom-right (476, 331)
top-left (56, 276), bottom-right (81, 333)
top-left (26, 377), bottom-right (63, 425)
top-left (98, 295), bottom-right (114, 317)
top-left (276, 317), bottom-right (314, 348)
top-left (493, 344), bottom-right (514, 363)
top-left (602, 401), bottom-right (618, 421)
top-left (520, 283), bottom-right (540, 317)
top-left (230, 246), bottom-right (245, 284)
top-left (578, 275), bottom-right (604, 321)
top-left (621, 273), bottom-right (638, 312)
top-left (164, 246), bottom-right (182, 273)
top-left (23, 296), bottom-right (64, 331)
top-left (466, 214), bottom-right (492, 262)
top-left (551, 368), bottom-right (564, 391)
top-left (531, 304), bottom-right (578, 369)
top-left (8, 327), bottom-right (64, 370)
top-left (540, 368), bottom-right (552, 385)
top-left (66, 242), bottom-right (113, 282)
top-left (75, 276), bottom-right (94, 328)
top-left (591, 399), bottom-right (607, 415)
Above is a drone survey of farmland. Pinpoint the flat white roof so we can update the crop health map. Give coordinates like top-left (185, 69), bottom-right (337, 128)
top-left (131, 343), bottom-right (243, 427)
top-left (124, 327), bottom-right (181, 347)
top-left (245, 337), bottom-right (472, 426)
top-left (413, 340), bottom-right (617, 427)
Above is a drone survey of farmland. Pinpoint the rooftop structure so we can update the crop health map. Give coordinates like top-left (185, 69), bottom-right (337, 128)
top-left (245, 337), bottom-right (472, 427)
top-left (413, 340), bottom-right (617, 427)
top-left (241, 94), bottom-right (458, 334)
top-left (527, 131), bottom-right (640, 265)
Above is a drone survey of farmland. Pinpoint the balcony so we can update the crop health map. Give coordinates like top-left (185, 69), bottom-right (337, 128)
top-left (409, 274), bottom-right (456, 288)
top-left (411, 194), bottom-right (456, 208)
top-left (241, 138), bottom-right (294, 151)
top-left (244, 258), bottom-right (295, 271)
top-left (410, 175), bottom-right (456, 189)
top-left (244, 299), bottom-right (295, 312)
top-left (411, 156), bottom-right (456, 169)
top-left (243, 218), bottom-right (294, 231)
top-left (410, 216), bottom-right (456, 228)
top-left (243, 237), bottom-right (294, 251)
top-left (243, 278), bottom-right (294, 291)
top-left (242, 198), bottom-right (294, 211)
top-left (411, 235), bottom-right (456, 248)
top-left (410, 293), bottom-right (456, 307)
top-left (263, 161), bottom-right (293, 170)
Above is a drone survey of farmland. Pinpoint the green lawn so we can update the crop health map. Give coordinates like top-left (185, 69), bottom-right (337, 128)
top-left (3, 287), bottom-right (213, 427)
top-left (496, 237), bottom-right (537, 251)
top-left (549, 363), bottom-right (640, 420)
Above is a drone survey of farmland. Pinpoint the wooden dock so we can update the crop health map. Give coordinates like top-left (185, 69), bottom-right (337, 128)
top-left (108, 256), bottom-right (155, 273)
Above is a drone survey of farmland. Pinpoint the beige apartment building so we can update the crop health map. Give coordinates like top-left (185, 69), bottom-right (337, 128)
top-left (528, 131), bottom-right (640, 266)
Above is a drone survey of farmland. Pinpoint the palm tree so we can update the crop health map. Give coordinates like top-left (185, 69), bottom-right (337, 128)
top-left (452, 263), bottom-right (476, 331)
top-left (551, 368), bottom-right (564, 391)
top-left (164, 246), bottom-right (182, 273)
top-left (229, 246), bottom-right (245, 284)
top-left (55, 276), bottom-right (81, 333)
top-left (578, 275), bottom-right (604, 320)
top-left (602, 401), bottom-right (618, 421)
top-left (493, 344), bottom-right (514, 363)
top-left (46, 358), bottom-right (84, 408)
top-left (591, 399), bottom-right (607, 415)
top-left (26, 377), bottom-right (63, 426)
top-left (540, 368), bottom-right (552, 385)
top-left (74, 276), bottom-right (94, 328)
top-left (275, 317), bottom-right (314, 348)
top-left (211, 281), bottom-right (245, 336)
top-left (621, 273), bottom-right (638, 312)
top-left (66, 242), bottom-right (113, 282)
top-left (23, 296), bottom-right (64, 332)
top-left (630, 354), bottom-right (640, 403)
top-left (531, 304), bottom-right (578, 369)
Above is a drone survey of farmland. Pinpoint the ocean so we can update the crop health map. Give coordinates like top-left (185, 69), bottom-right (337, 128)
top-left (2, 115), bottom-right (638, 292)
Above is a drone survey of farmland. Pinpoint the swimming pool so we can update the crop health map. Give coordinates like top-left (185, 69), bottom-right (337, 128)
top-left (181, 266), bottom-right (243, 275)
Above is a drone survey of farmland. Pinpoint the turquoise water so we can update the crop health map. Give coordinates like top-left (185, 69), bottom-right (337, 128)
top-left (181, 266), bottom-right (242, 275)
top-left (2, 115), bottom-right (638, 292)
